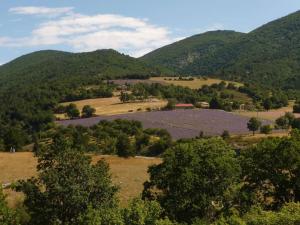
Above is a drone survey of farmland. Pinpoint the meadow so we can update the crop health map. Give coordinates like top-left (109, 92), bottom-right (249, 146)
top-left (56, 96), bottom-right (167, 118)
top-left (0, 153), bottom-right (161, 207)
top-left (150, 77), bottom-right (243, 89)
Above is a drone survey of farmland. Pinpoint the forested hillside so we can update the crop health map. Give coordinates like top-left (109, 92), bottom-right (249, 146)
top-left (0, 49), bottom-right (162, 148)
top-left (142, 10), bottom-right (300, 90)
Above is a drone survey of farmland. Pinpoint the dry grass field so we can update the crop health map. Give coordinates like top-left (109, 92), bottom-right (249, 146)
top-left (234, 104), bottom-right (300, 121)
top-left (150, 77), bottom-right (243, 89)
top-left (56, 97), bottom-right (167, 119)
top-left (0, 152), bottom-right (161, 207)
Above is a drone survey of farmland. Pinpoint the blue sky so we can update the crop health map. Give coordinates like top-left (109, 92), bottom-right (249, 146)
top-left (1, 0), bottom-right (300, 64)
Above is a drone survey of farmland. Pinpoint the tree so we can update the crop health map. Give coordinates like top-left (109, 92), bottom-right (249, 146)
top-left (263, 98), bottom-right (272, 111)
top-left (143, 138), bottom-right (241, 223)
top-left (123, 198), bottom-right (170, 225)
top-left (260, 125), bottom-right (272, 134)
top-left (247, 117), bottom-right (262, 135)
top-left (221, 130), bottom-right (230, 140)
top-left (214, 202), bottom-right (300, 225)
top-left (165, 99), bottom-right (176, 110)
top-left (293, 103), bottom-right (300, 113)
top-left (209, 97), bottom-right (223, 109)
top-left (120, 91), bottom-right (131, 103)
top-left (116, 133), bottom-right (134, 157)
top-left (66, 103), bottom-right (80, 119)
top-left (3, 126), bottom-right (28, 151)
top-left (16, 135), bottom-right (118, 225)
top-left (82, 105), bottom-right (96, 118)
top-left (241, 132), bottom-right (300, 209)
top-left (292, 118), bottom-right (300, 129)
top-left (0, 187), bottom-right (20, 225)
top-left (275, 112), bottom-right (295, 129)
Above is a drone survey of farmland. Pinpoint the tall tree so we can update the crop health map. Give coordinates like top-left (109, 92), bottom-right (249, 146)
top-left (143, 138), bottom-right (241, 223)
top-left (247, 117), bottom-right (262, 135)
top-left (241, 131), bottom-right (300, 209)
top-left (16, 134), bottom-right (118, 225)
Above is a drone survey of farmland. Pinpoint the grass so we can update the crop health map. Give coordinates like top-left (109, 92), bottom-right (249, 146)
top-left (150, 77), bottom-right (243, 89)
top-left (56, 97), bottom-right (167, 119)
top-left (0, 152), bottom-right (161, 207)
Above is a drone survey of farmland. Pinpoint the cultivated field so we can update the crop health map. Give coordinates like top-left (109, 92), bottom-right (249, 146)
top-left (234, 104), bottom-right (300, 121)
top-left (150, 77), bottom-right (243, 89)
top-left (0, 153), bottom-right (161, 207)
top-left (58, 109), bottom-right (270, 139)
top-left (57, 97), bottom-right (167, 118)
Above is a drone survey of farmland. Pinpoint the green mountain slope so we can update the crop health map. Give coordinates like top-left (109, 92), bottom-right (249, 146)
top-left (141, 30), bottom-right (245, 75)
top-left (141, 11), bottom-right (300, 90)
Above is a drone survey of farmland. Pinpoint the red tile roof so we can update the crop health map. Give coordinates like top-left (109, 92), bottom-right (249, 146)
top-left (175, 104), bottom-right (194, 107)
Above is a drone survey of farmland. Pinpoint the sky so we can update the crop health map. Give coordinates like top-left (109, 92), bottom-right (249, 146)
top-left (1, 0), bottom-right (300, 64)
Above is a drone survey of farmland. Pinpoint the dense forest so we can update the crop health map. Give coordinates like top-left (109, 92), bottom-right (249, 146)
top-left (142, 10), bottom-right (300, 92)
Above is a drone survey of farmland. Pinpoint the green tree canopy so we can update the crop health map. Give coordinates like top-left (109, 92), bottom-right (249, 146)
top-left (16, 134), bottom-right (118, 225)
top-left (143, 138), bottom-right (241, 223)
top-left (247, 117), bottom-right (262, 135)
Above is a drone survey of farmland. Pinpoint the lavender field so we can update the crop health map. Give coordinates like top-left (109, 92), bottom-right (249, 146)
top-left (58, 109), bottom-right (270, 139)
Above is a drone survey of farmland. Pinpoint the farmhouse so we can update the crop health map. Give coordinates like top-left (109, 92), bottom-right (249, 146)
top-left (197, 101), bottom-right (210, 108)
top-left (175, 103), bottom-right (194, 109)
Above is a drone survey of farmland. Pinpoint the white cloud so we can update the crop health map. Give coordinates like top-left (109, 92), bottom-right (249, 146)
top-left (9, 6), bottom-right (73, 17)
top-left (3, 8), bottom-right (179, 57)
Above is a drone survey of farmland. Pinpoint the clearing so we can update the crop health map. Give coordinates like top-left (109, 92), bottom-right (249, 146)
top-left (0, 152), bottom-right (161, 207)
top-left (56, 97), bottom-right (167, 119)
top-left (150, 77), bottom-right (243, 89)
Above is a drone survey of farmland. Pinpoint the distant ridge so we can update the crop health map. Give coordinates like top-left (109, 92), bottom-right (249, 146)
top-left (141, 10), bottom-right (300, 90)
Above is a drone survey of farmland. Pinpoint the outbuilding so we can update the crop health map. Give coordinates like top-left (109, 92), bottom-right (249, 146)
top-left (175, 103), bottom-right (194, 109)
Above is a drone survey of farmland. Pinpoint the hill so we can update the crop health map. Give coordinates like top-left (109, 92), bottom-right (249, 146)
top-left (0, 49), bottom-right (163, 147)
top-left (0, 49), bottom-right (161, 88)
top-left (141, 30), bottom-right (245, 75)
top-left (141, 11), bottom-right (300, 91)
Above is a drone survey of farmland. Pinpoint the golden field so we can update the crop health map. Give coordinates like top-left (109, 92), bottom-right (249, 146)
top-left (56, 96), bottom-right (167, 119)
top-left (150, 77), bottom-right (243, 89)
top-left (0, 152), bottom-right (161, 207)
top-left (233, 104), bottom-right (300, 121)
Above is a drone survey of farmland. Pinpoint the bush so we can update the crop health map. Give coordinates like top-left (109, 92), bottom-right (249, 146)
top-left (293, 104), bottom-right (300, 113)
top-left (260, 125), bottom-right (273, 134)
top-left (82, 105), bottom-right (96, 118)
top-left (221, 130), bottom-right (230, 139)
top-left (66, 103), bottom-right (80, 119)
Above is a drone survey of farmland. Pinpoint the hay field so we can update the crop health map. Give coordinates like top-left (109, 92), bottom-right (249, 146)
top-left (57, 97), bottom-right (167, 118)
top-left (150, 77), bottom-right (243, 89)
top-left (0, 152), bottom-right (161, 207)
